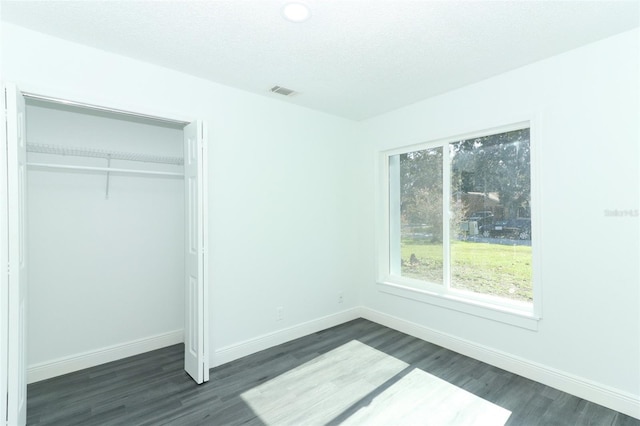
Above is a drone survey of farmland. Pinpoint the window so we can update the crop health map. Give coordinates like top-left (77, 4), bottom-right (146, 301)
top-left (381, 124), bottom-right (538, 326)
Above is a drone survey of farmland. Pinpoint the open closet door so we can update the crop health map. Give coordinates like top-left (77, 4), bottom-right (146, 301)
top-left (1, 86), bottom-right (8, 426)
top-left (4, 84), bottom-right (28, 425)
top-left (183, 121), bottom-right (209, 384)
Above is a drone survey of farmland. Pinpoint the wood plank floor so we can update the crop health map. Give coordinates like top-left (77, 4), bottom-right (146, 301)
top-left (27, 319), bottom-right (639, 425)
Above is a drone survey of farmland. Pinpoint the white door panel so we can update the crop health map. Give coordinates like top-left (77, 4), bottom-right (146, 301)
top-left (1, 83), bottom-right (9, 426)
top-left (5, 84), bottom-right (28, 426)
top-left (183, 120), bottom-right (208, 384)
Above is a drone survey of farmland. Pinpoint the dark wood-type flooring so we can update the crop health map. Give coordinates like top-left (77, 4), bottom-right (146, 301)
top-left (27, 319), bottom-right (640, 425)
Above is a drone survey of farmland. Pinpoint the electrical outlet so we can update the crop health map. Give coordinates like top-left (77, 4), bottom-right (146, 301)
top-left (276, 306), bottom-right (284, 321)
top-left (338, 292), bottom-right (344, 304)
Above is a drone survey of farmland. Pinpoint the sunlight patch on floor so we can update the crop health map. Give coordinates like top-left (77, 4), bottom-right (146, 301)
top-left (240, 340), bottom-right (408, 425)
top-left (240, 339), bottom-right (511, 425)
top-left (342, 368), bottom-right (511, 425)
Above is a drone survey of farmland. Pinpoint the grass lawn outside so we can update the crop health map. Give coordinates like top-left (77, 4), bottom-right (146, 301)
top-left (401, 239), bottom-right (532, 302)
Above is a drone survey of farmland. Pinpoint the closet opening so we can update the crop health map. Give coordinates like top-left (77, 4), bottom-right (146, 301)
top-left (3, 85), bottom-right (209, 425)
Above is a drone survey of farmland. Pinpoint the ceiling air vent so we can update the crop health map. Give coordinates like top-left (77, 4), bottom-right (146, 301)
top-left (269, 85), bottom-right (297, 96)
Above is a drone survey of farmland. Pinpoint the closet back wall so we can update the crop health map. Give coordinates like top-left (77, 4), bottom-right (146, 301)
top-left (26, 102), bottom-right (185, 377)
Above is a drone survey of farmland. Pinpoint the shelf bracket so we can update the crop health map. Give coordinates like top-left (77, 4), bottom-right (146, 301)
top-left (105, 154), bottom-right (111, 200)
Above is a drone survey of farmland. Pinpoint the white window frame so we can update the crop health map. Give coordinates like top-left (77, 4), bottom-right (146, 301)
top-left (376, 120), bottom-right (542, 330)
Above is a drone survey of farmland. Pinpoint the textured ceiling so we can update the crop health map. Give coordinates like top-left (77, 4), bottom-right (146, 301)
top-left (2, 1), bottom-right (638, 120)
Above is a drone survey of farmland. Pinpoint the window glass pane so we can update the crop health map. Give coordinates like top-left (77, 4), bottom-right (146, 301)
top-left (450, 128), bottom-right (532, 302)
top-left (395, 147), bottom-right (443, 284)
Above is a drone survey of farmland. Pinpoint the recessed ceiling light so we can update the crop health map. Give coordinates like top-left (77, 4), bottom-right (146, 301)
top-left (282, 2), bottom-right (311, 23)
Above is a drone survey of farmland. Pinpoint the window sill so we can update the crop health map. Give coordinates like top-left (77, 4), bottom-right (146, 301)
top-left (377, 281), bottom-right (540, 331)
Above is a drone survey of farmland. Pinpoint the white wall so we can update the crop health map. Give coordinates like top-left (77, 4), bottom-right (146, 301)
top-left (1, 23), bottom-right (360, 368)
top-left (358, 28), bottom-right (640, 398)
top-left (26, 102), bottom-right (185, 367)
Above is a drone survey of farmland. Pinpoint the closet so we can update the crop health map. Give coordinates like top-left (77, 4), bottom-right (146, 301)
top-left (27, 97), bottom-right (187, 372)
top-left (2, 85), bottom-right (208, 425)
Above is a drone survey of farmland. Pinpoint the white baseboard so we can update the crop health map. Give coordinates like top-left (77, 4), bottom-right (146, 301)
top-left (27, 329), bottom-right (184, 384)
top-left (360, 307), bottom-right (640, 420)
top-left (212, 308), bottom-right (361, 367)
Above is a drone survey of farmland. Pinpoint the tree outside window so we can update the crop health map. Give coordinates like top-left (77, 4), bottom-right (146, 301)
top-left (390, 127), bottom-right (532, 304)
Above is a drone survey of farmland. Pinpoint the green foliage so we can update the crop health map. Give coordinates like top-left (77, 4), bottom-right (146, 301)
top-left (400, 147), bottom-right (443, 241)
top-left (401, 240), bottom-right (532, 302)
top-left (451, 128), bottom-right (531, 218)
top-left (398, 128), bottom-right (531, 238)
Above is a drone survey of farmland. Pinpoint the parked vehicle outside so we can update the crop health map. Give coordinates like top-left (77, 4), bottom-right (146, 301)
top-left (481, 217), bottom-right (531, 240)
top-left (468, 211), bottom-right (494, 227)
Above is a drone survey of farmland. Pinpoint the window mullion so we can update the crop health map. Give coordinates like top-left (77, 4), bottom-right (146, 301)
top-left (442, 143), bottom-right (451, 290)
top-left (388, 154), bottom-right (401, 276)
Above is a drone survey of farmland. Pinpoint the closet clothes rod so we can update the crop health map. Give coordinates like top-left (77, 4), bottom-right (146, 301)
top-left (27, 162), bottom-right (184, 177)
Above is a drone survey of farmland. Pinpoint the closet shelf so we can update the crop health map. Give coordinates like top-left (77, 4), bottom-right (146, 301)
top-left (27, 143), bottom-right (184, 165)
